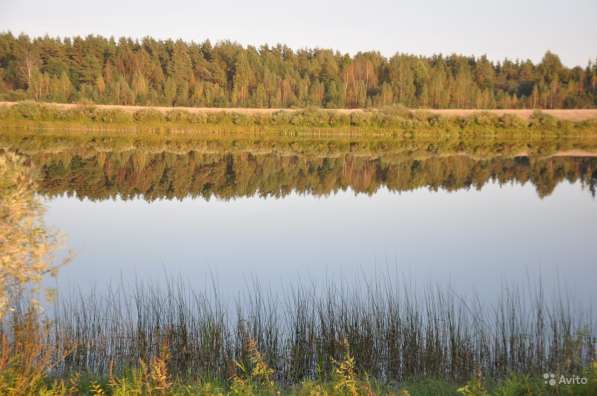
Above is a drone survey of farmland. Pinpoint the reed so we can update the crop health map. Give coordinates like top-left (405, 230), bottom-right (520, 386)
top-left (1, 278), bottom-right (595, 394)
top-left (27, 279), bottom-right (594, 383)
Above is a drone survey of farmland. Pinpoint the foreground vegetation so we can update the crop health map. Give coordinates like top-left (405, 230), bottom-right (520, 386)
top-left (2, 322), bottom-right (596, 395)
top-left (1, 278), bottom-right (596, 395)
top-left (1, 102), bottom-right (597, 133)
top-left (1, 150), bottom-right (596, 395)
top-left (0, 33), bottom-right (595, 109)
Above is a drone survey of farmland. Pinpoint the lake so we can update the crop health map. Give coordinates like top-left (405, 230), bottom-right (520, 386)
top-left (3, 130), bottom-right (596, 306)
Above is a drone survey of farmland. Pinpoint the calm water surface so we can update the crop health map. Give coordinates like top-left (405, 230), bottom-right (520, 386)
top-left (5, 132), bottom-right (597, 304)
top-left (45, 181), bottom-right (597, 303)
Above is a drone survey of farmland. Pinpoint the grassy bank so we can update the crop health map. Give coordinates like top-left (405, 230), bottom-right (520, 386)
top-left (1, 101), bottom-right (596, 134)
top-left (2, 279), bottom-right (596, 395)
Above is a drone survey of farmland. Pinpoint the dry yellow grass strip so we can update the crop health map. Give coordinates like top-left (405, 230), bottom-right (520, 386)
top-left (422, 108), bottom-right (597, 121)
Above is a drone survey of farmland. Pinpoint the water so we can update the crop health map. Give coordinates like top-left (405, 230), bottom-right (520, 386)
top-left (6, 131), bottom-right (597, 382)
top-left (45, 181), bottom-right (597, 304)
top-left (3, 132), bottom-right (597, 305)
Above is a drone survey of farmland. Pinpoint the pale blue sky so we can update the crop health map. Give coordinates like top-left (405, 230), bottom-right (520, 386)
top-left (1, 0), bottom-right (595, 66)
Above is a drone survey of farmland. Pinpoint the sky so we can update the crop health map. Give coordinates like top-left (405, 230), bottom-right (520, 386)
top-left (1, 0), bottom-right (595, 67)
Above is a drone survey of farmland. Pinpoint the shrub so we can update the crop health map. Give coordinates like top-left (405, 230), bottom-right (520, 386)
top-left (496, 113), bottom-right (527, 129)
top-left (301, 108), bottom-right (331, 127)
top-left (0, 105), bottom-right (11, 120)
top-left (411, 110), bottom-right (433, 122)
top-left (9, 101), bottom-right (46, 120)
top-left (350, 111), bottom-right (371, 127)
top-left (250, 113), bottom-right (271, 126)
top-left (427, 114), bottom-right (448, 128)
top-left (231, 113), bottom-right (251, 125)
top-left (529, 110), bottom-right (559, 128)
top-left (207, 111), bottom-right (232, 124)
top-left (289, 112), bottom-right (304, 126)
top-left (188, 112), bottom-right (208, 124)
top-left (165, 109), bottom-right (192, 123)
top-left (68, 105), bottom-right (98, 122)
top-left (271, 110), bottom-right (292, 125)
top-left (91, 109), bottom-right (133, 123)
top-left (471, 112), bottom-right (499, 127)
top-left (456, 116), bottom-right (472, 128)
top-left (379, 104), bottom-right (412, 119)
top-left (328, 111), bottom-right (350, 127)
top-left (133, 109), bottom-right (166, 123)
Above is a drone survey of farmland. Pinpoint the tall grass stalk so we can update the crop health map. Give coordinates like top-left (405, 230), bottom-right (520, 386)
top-left (20, 278), bottom-right (592, 384)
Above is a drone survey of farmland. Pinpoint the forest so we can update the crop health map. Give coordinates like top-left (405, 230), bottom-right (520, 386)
top-left (0, 32), bottom-right (596, 109)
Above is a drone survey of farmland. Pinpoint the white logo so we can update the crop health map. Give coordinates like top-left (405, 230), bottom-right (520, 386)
top-left (543, 373), bottom-right (557, 386)
top-left (543, 372), bottom-right (588, 386)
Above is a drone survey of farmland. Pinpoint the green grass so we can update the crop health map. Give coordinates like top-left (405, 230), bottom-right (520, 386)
top-left (28, 369), bottom-right (597, 395)
top-left (1, 101), bottom-right (596, 134)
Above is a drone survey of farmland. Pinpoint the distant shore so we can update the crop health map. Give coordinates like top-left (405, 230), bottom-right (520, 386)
top-left (1, 101), bottom-right (597, 121)
top-left (2, 101), bottom-right (596, 135)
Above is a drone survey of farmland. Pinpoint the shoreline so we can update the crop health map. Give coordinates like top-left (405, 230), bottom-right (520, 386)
top-left (1, 101), bottom-right (597, 121)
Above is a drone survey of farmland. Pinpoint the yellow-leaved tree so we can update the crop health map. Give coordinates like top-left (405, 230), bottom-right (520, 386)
top-left (0, 152), bottom-right (65, 319)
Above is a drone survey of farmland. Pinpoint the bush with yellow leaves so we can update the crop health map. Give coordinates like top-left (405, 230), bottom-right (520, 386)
top-left (0, 151), bottom-right (66, 318)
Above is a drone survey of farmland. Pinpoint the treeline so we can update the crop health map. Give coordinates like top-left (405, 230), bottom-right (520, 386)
top-left (0, 33), bottom-right (596, 109)
top-left (22, 150), bottom-right (597, 200)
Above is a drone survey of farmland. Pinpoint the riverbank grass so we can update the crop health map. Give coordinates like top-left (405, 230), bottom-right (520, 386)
top-left (2, 101), bottom-right (596, 134)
